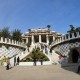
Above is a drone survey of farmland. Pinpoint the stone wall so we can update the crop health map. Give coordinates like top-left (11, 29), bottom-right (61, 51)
top-left (0, 45), bottom-right (25, 60)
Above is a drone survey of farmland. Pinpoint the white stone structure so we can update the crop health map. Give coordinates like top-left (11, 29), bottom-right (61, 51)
top-left (50, 32), bottom-right (80, 63)
top-left (1, 27), bottom-right (80, 65)
top-left (22, 27), bottom-right (62, 46)
top-left (0, 37), bottom-right (26, 60)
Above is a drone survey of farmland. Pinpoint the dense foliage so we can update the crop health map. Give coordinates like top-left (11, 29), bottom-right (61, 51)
top-left (67, 25), bottom-right (80, 33)
top-left (20, 48), bottom-right (49, 62)
top-left (11, 29), bottom-right (22, 41)
top-left (0, 27), bottom-right (22, 42)
top-left (0, 27), bottom-right (11, 38)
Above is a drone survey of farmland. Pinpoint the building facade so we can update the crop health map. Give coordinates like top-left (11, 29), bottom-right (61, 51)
top-left (22, 27), bottom-right (63, 46)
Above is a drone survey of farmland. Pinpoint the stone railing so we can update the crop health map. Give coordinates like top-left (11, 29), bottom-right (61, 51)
top-left (50, 32), bottom-right (80, 47)
top-left (0, 37), bottom-right (26, 48)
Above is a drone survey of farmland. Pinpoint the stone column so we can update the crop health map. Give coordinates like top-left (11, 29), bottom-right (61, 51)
top-left (46, 35), bottom-right (49, 44)
top-left (39, 35), bottom-right (41, 43)
top-left (76, 32), bottom-right (79, 37)
top-left (1, 37), bottom-right (3, 42)
top-left (68, 34), bottom-right (70, 40)
top-left (15, 40), bottom-right (17, 45)
top-left (31, 35), bottom-right (34, 45)
top-left (72, 33), bottom-right (75, 38)
top-left (64, 35), bottom-right (66, 40)
top-left (62, 36), bottom-right (64, 41)
top-left (53, 36), bottom-right (55, 41)
top-left (9, 39), bottom-right (11, 44)
top-left (26, 37), bottom-right (28, 43)
top-left (5, 38), bottom-right (7, 43)
top-left (12, 40), bottom-right (14, 44)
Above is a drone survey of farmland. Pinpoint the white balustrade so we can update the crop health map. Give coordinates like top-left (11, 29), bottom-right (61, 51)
top-left (68, 34), bottom-right (70, 40)
top-left (76, 32), bottom-right (80, 38)
top-left (50, 31), bottom-right (80, 47)
top-left (72, 33), bottom-right (75, 39)
top-left (1, 37), bottom-right (3, 42)
top-left (5, 38), bottom-right (7, 43)
top-left (59, 37), bottom-right (62, 42)
top-left (0, 37), bottom-right (26, 48)
top-left (62, 36), bottom-right (64, 41)
top-left (64, 35), bottom-right (66, 40)
top-left (57, 39), bottom-right (60, 43)
top-left (14, 41), bottom-right (16, 45)
top-left (12, 40), bottom-right (14, 44)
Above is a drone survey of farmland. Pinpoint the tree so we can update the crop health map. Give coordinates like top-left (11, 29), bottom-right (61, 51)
top-left (0, 27), bottom-right (11, 38)
top-left (67, 25), bottom-right (75, 33)
top-left (75, 27), bottom-right (80, 32)
top-left (11, 29), bottom-right (22, 41)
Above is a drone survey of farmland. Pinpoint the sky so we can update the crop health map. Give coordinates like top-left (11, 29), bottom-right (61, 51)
top-left (0, 0), bottom-right (80, 34)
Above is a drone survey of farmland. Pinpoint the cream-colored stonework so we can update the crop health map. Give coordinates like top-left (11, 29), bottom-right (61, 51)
top-left (22, 27), bottom-right (63, 45)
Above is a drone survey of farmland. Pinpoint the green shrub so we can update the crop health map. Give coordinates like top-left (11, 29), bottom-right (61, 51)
top-left (20, 48), bottom-right (49, 62)
top-left (5, 44), bottom-right (9, 49)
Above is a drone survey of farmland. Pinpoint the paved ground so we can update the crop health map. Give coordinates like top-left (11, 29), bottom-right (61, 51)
top-left (0, 65), bottom-right (80, 80)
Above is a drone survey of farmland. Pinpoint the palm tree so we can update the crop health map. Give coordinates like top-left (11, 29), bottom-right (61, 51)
top-left (67, 25), bottom-right (75, 33)
top-left (75, 27), bottom-right (80, 32)
top-left (11, 29), bottom-right (22, 41)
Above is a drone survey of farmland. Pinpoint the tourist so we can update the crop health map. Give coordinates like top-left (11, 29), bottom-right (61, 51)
top-left (2, 56), bottom-right (7, 66)
top-left (28, 48), bottom-right (29, 52)
top-left (33, 56), bottom-right (36, 66)
top-left (40, 56), bottom-right (43, 65)
top-left (77, 56), bottom-right (80, 73)
top-left (45, 48), bottom-right (48, 54)
top-left (6, 57), bottom-right (10, 70)
top-left (17, 56), bottom-right (20, 65)
top-left (14, 56), bottom-right (16, 66)
top-left (58, 55), bottom-right (62, 64)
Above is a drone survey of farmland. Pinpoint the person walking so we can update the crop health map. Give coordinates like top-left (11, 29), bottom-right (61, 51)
top-left (40, 56), bottom-right (43, 65)
top-left (14, 56), bottom-right (16, 66)
top-left (3, 56), bottom-right (7, 66)
top-left (17, 56), bottom-right (20, 65)
top-left (77, 56), bottom-right (80, 73)
top-left (33, 56), bottom-right (36, 66)
top-left (6, 57), bottom-right (10, 70)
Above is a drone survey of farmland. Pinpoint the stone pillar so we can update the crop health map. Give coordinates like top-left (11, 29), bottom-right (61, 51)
top-left (9, 39), bottom-right (11, 44)
top-left (72, 33), bottom-right (75, 38)
top-left (46, 35), bottom-right (49, 44)
top-left (1, 37), bottom-right (3, 42)
top-left (26, 37), bottom-right (28, 43)
top-left (31, 35), bottom-right (34, 45)
top-left (76, 32), bottom-right (79, 37)
top-left (62, 36), bottom-right (64, 41)
top-left (15, 40), bottom-right (17, 45)
top-left (39, 35), bottom-right (41, 43)
top-left (64, 35), bottom-right (66, 40)
top-left (12, 40), bottom-right (14, 44)
top-left (68, 34), bottom-right (70, 40)
top-left (59, 37), bottom-right (62, 42)
top-left (5, 38), bottom-right (7, 43)
top-left (53, 36), bottom-right (55, 41)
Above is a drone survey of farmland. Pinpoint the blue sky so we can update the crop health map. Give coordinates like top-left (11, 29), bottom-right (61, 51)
top-left (0, 0), bottom-right (80, 34)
